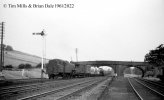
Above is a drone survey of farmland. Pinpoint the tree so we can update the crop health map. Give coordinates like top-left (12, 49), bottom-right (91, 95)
top-left (18, 64), bottom-right (25, 69)
top-left (145, 44), bottom-right (164, 81)
top-left (5, 45), bottom-right (14, 51)
top-left (4, 65), bottom-right (13, 70)
top-left (0, 44), bottom-right (6, 49)
top-left (36, 63), bottom-right (41, 68)
top-left (0, 44), bottom-right (14, 51)
top-left (36, 63), bottom-right (48, 68)
top-left (144, 44), bottom-right (164, 67)
top-left (18, 63), bottom-right (32, 69)
top-left (25, 64), bottom-right (32, 69)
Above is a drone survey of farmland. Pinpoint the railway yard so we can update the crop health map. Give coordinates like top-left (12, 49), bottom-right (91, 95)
top-left (0, 45), bottom-right (163, 100)
top-left (0, 76), bottom-right (111, 100)
top-left (1, 0), bottom-right (164, 99)
top-left (2, 56), bottom-right (164, 100)
top-left (0, 76), bottom-right (163, 100)
top-left (0, 46), bottom-right (164, 100)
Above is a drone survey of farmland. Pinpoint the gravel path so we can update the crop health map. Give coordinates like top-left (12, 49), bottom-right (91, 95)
top-left (100, 77), bottom-right (139, 100)
top-left (77, 77), bottom-right (112, 100)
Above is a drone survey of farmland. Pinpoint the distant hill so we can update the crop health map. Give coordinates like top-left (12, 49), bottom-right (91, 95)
top-left (3, 50), bottom-right (49, 68)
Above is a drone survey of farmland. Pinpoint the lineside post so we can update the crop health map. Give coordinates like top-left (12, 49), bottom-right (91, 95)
top-left (33, 30), bottom-right (45, 79)
top-left (0, 22), bottom-right (4, 72)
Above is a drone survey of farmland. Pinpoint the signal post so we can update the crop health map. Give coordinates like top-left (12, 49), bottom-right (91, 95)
top-left (33, 30), bottom-right (46, 79)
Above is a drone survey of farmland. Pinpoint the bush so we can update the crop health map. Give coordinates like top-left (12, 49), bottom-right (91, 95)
top-left (18, 64), bottom-right (32, 69)
top-left (18, 64), bottom-right (25, 69)
top-left (4, 65), bottom-right (13, 70)
top-left (145, 71), bottom-right (154, 77)
top-left (25, 64), bottom-right (32, 69)
top-left (157, 75), bottom-right (164, 81)
top-left (36, 63), bottom-right (48, 68)
top-left (5, 45), bottom-right (14, 51)
top-left (36, 63), bottom-right (41, 68)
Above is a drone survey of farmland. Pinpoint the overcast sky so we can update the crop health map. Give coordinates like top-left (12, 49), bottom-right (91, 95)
top-left (0, 0), bottom-right (164, 62)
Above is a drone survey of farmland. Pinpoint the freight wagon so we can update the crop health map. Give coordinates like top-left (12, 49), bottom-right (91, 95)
top-left (74, 64), bottom-right (91, 77)
top-left (46, 59), bottom-right (104, 79)
top-left (46, 59), bottom-right (75, 79)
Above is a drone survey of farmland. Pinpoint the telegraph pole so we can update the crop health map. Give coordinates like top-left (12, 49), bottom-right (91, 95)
top-left (0, 22), bottom-right (4, 72)
top-left (33, 30), bottom-right (45, 79)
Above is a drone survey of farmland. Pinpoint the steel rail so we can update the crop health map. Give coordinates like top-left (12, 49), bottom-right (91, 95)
top-left (128, 78), bottom-right (143, 100)
top-left (134, 78), bottom-right (164, 97)
top-left (136, 78), bottom-right (164, 88)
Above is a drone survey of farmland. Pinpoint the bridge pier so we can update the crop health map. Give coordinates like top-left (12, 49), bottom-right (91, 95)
top-left (110, 65), bottom-right (125, 77)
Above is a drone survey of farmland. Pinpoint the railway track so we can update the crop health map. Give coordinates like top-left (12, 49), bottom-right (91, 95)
top-left (0, 79), bottom-right (57, 97)
top-left (0, 77), bottom-right (107, 100)
top-left (17, 77), bottom-right (108, 100)
top-left (128, 77), bottom-right (164, 100)
top-left (137, 78), bottom-right (164, 91)
top-left (0, 78), bottom-right (59, 88)
top-left (0, 77), bottom-right (83, 88)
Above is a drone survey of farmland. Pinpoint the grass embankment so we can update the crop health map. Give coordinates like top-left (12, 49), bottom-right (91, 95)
top-left (2, 68), bottom-right (48, 79)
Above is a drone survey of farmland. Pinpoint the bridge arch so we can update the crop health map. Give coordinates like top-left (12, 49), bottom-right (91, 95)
top-left (121, 66), bottom-right (145, 77)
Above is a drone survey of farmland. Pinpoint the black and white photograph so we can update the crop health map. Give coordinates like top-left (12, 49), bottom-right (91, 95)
top-left (0, 0), bottom-right (164, 100)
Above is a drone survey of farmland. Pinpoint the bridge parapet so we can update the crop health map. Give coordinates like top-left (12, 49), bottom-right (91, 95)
top-left (71, 61), bottom-right (149, 66)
